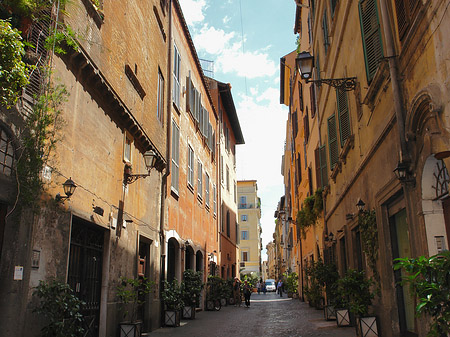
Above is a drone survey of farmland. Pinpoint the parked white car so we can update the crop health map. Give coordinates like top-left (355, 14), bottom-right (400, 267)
top-left (265, 279), bottom-right (276, 292)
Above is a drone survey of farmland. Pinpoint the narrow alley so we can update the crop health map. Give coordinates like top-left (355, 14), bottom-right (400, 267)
top-left (148, 292), bottom-right (356, 337)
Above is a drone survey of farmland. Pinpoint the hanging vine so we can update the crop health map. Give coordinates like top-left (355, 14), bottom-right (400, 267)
top-left (297, 188), bottom-right (323, 238)
top-left (358, 209), bottom-right (379, 279)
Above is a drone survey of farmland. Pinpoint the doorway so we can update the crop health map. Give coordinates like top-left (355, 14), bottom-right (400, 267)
top-left (67, 217), bottom-right (104, 337)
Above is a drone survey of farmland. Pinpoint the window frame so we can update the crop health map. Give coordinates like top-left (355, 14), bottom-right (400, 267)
top-left (187, 144), bottom-right (194, 188)
top-left (157, 68), bottom-right (164, 124)
top-left (172, 44), bottom-right (181, 109)
top-left (171, 120), bottom-right (180, 194)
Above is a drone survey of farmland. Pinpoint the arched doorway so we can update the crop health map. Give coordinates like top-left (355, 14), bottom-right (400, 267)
top-left (421, 155), bottom-right (449, 254)
top-left (167, 238), bottom-right (180, 283)
top-left (195, 251), bottom-right (203, 272)
top-left (185, 246), bottom-right (194, 270)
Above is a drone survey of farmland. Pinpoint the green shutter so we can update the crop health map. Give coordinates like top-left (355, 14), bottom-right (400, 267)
top-left (319, 145), bottom-right (328, 187)
top-left (359, 0), bottom-right (384, 83)
top-left (322, 11), bottom-right (329, 55)
top-left (327, 114), bottom-right (339, 169)
top-left (337, 89), bottom-right (351, 147)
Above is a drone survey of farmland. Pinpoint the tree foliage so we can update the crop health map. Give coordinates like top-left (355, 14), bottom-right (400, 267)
top-left (0, 19), bottom-right (30, 108)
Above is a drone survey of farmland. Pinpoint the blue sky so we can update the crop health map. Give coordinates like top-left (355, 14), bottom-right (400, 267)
top-left (179, 0), bottom-right (298, 259)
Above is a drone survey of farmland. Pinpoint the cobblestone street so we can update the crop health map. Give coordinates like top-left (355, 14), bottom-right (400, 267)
top-left (148, 292), bottom-right (356, 337)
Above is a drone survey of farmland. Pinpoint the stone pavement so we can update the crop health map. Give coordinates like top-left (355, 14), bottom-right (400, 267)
top-left (147, 292), bottom-right (356, 337)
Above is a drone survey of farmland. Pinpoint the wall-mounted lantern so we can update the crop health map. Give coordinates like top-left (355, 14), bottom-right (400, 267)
top-left (123, 150), bottom-right (157, 185)
top-left (55, 178), bottom-right (77, 202)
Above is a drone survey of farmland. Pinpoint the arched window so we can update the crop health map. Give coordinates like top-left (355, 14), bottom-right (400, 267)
top-left (0, 128), bottom-right (14, 176)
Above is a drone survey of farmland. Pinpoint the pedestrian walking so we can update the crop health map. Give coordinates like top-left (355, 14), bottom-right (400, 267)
top-left (277, 279), bottom-right (283, 297)
top-left (263, 281), bottom-right (267, 294)
top-left (256, 281), bottom-right (261, 294)
top-left (243, 280), bottom-right (252, 307)
top-left (233, 277), bottom-right (241, 307)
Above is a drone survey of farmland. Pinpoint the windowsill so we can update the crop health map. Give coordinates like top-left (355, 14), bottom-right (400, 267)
top-left (170, 187), bottom-right (179, 200)
top-left (362, 61), bottom-right (389, 110)
top-left (187, 183), bottom-right (194, 194)
top-left (172, 101), bottom-right (181, 115)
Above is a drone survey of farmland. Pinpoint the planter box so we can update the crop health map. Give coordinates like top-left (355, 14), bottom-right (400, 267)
top-left (164, 310), bottom-right (180, 327)
top-left (336, 309), bottom-right (353, 327)
top-left (357, 316), bottom-right (379, 337)
top-left (182, 306), bottom-right (195, 319)
top-left (324, 305), bottom-right (336, 321)
top-left (119, 321), bottom-right (142, 337)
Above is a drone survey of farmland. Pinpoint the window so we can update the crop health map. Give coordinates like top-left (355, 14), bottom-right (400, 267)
top-left (224, 125), bottom-right (230, 151)
top-left (242, 251), bottom-right (249, 262)
top-left (226, 211), bottom-right (230, 237)
top-left (172, 44), bottom-right (181, 108)
top-left (310, 86), bottom-right (316, 118)
top-left (124, 132), bottom-right (132, 163)
top-left (242, 215), bottom-right (248, 222)
top-left (197, 160), bottom-right (203, 199)
top-left (226, 165), bottom-right (230, 191)
top-left (322, 10), bottom-right (330, 55)
top-left (171, 121), bottom-right (180, 193)
top-left (241, 230), bottom-right (249, 240)
top-left (239, 196), bottom-right (247, 208)
top-left (213, 184), bottom-right (217, 215)
top-left (220, 156), bottom-right (224, 185)
top-left (359, 0), bottom-right (384, 83)
top-left (336, 89), bottom-right (351, 146)
top-left (205, 172), bottom-right (210, 207)
top-left (0, 128), bottom-right (14, 176)
top-left (157, 69), bottom-right (164, 123)
top-left (304, 110), bottom-right (310, 143)
top-left (394, 0), bottom-right (419, 42)
top-left (327, 114), bottom-right (339, 169)
top-left (292, 110), bottom-right (298, 138)
top-left (298, 82), bottom-right (304, 112)
top-left (234, 181), bottom-right (237, 203)
top-left (297, 154), bottom-right (302, 186)
top-left (187, 145), bottom-right (194, 188)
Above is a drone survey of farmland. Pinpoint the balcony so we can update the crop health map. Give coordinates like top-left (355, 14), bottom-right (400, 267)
top-left (238, 203), bottom-right (260, 209)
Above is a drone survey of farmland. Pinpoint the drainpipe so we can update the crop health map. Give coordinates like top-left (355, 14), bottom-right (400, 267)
top-left (378, 0), bottom-right (409, 162)
top-left (160, 0), bottom-right (173, 324)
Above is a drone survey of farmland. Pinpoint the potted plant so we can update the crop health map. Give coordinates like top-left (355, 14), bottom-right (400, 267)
top-left (180, 270), bottom-right (203, 319)
top-left (305, 262), bottom-right (324, 309)
top-left (286, 272), bottom-right (299, 298)
top-left (116, 276), bottom-right (153, 337)
top-left (219, 278), bottom-right (231, 306)
top-left (161, 279), bottom-right (183, 326)
top-left (394, 251), bottom-right (450, 337)
top-left (313, 260), bottom-right (339, 321)
top-left (205, 275), bottom-right (222, 311)
top-left (33, 279), bottom-right (85, 337)
top-left (338, 269), bottom-right (377, 336)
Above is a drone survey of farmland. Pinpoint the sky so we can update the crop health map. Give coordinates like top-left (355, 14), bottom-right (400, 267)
top-left (178, 0), bottom-right (297, 260)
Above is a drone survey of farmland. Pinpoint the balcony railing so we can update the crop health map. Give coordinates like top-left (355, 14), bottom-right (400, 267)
top-left (238, 203), bottom-right (260, 209)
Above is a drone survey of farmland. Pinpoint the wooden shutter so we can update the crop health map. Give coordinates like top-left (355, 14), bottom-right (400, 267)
top-left (319, 145), bottom-right (328, 187)
top-left (359, 0), bottom-right (383, 83)
top-left (297, 154), bottom-right (302, 185)
top-left (322, 11), bottom-right (329, 55)
top-left (299, 82), bottom-right (304, 112)
top-left (293, 110), bottom-right (298, 138)
top-left (304, 111), bottom-right (310, 143)
top-left (395, 0), bottom-right (419, 41)
top-left (310, 86), bottom-right (316, 117)
top-left (337, 89), bottom-right (351, 147)
top-left (327, 114), bottom-right (339, 169)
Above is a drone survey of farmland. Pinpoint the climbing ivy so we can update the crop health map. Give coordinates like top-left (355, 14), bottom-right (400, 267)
top-left (296, 188), bottom-right (323, 237)
top-left (358, 209), bottom-right (378, 278)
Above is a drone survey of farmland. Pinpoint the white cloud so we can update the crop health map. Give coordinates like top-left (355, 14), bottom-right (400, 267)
top-left (192, 25), bottom-right (235, 55)
top-left (178, 0), bottom-right (207, 26)
top-left (218, 48), bottom-right (277, 79)
top-left (222, 15), bottom-right (231, 25)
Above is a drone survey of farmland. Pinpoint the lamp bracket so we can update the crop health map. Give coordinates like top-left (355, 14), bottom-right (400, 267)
top-left (306, 77), bottom-right (357, 91)
top-left (124, 173), bottom-right (150, 185)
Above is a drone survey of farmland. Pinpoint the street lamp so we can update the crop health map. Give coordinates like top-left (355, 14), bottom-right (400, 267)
top-left (296, 51), bottom-right (357, 91)
top-left (55, 178), bottom-right (77, 201)
top-left (393, 161), bottom-right (415, 184)
top-left (356, 198), bottom-right (366, 212)
top-left (123, 150), bottom-right (157, 185)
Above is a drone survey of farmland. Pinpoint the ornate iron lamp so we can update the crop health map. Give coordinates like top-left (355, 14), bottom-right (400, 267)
top-left (123, 150), bottom-right (157, 185)
top-left (296, 51), bottom-right (357, 91)
top-left (55, 178), bottom-right (77, 201)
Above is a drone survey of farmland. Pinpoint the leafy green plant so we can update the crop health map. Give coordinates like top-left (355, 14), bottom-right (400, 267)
top-left (286, 272), bottom-right (298, 294)
top-left (0, 19), bottom-right (30, 108)
top-left (296, 188), bottom-right (323, 237)
top-left (358, 210), bottom-right (378, 278)
top-left (45, 23), bottom-right (78, 55)
top-left (33, 279), bottom-right (85, 337)
top-left (337, 269), bottom-right (375, 316)
top-left (162, 279), bottom-right (183, 311)
top-left (312, 259), bottom-right (339, 302)
top-left (181, 270), bottom-right (203, 307)
top-left (394, 251), bottom-right (450, 337)
top-left (205, 275), bottom-right (222, 302)
top-left (116, 277), bottom-right (153, 322)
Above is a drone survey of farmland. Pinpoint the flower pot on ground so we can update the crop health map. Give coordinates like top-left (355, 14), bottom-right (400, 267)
top-left (33, 279), bottom-right (86, 337)
top-left (116, 276), bottom-right (153, 336)
top-left (162, 279), bottom-right (183, 327)
top-left (337, 269), bottom-right (376, 335)
top-left (181, 270), bottom-right (203, 319)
